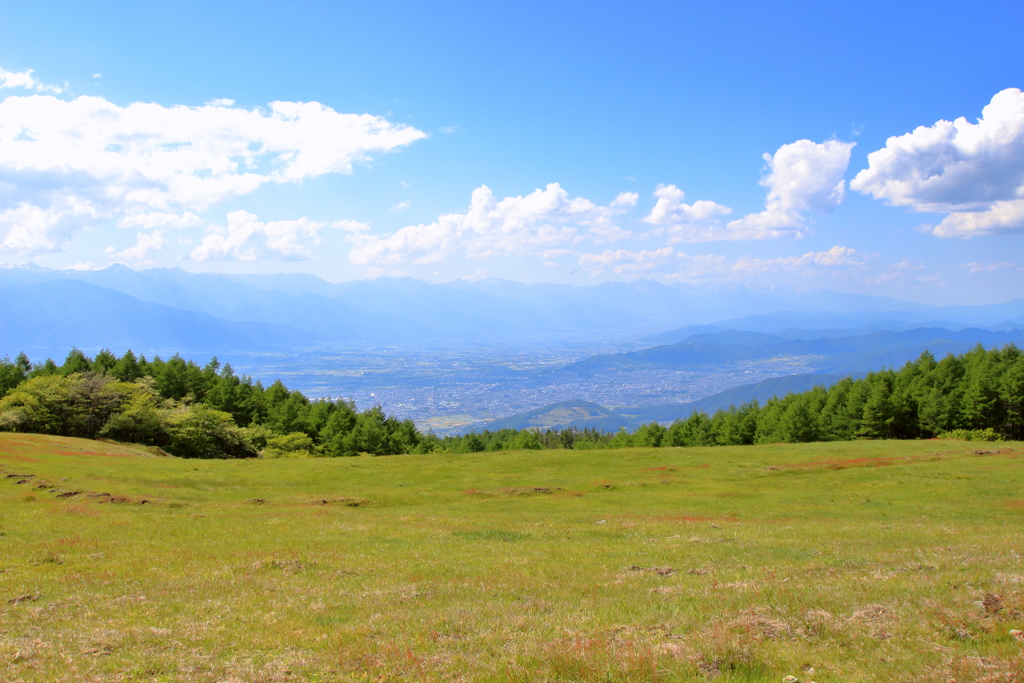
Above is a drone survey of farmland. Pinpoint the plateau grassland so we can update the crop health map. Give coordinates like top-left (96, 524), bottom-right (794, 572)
top-left (1, 434), bottom-right (1022, 682)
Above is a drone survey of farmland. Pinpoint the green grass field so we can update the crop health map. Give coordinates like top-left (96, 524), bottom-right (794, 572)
top-left (1, 433), bottom-right (1023, 682)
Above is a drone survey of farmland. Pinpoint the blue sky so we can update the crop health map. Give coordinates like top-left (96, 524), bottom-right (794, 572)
top-left (1, 0), bottom-right (1022, 304)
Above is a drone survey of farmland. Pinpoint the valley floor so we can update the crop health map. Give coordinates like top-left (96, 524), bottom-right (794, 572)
top-left (1, 434), bottom-right (1022, 682)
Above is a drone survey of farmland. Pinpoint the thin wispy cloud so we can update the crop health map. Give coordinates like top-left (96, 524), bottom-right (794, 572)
top-left (962, 261), bottom-right (1015, 273)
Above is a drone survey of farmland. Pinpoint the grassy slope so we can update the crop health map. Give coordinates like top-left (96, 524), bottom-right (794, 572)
top-left (1, 433), bottom-right (1023, 682)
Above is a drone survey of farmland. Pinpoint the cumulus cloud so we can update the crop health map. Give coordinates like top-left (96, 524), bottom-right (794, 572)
top-left (578, 247), bottom-right (674, 276)
top-left (611, 192), bottom-right (639, 208)
top-left (190, 210), bottom-right (324, 261)
top-left (0, 67), bottom-right (62, 93)
top-left (931, 200), bottom-right (1024, 237)
top-left (0, 88), bottom-right (426, 254)
top-left (642, 184), bottom-right (732, 242)
top-left (668, 245), bottom-right (873, 281)
top-left (347, 183), bottom-right (634, 265)
top-left (108, 230), bottom-right (167, 262)
top-left (643, 140), bottom-right (853, 242)
top-left (852, 88), bottom-right (1024, 237)
top-left (0, 200), bottom-right (97, 253)
top-left (726, 139), bottom-right (855, 238)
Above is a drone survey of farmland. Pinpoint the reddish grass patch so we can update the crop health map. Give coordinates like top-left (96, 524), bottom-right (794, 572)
top-left (645, 466), bottom-right (678, 472)
top-left (1005, 500), bottom-right (1024, 509)
top-left (783, 456), bottom-right (902, 470)
top-left (0, 454), bottom-right (42, 463)
top-left (51, 448), bottom-right (138, 458)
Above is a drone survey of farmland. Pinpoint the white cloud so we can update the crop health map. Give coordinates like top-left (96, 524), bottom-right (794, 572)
top-left (117, 211), bottom-right (203, 230)
top-left (931, 200), bottom-right (1024, 237)
top-left (962, 261), bottom-right (1015, 273)
top-left (0, 200), bottom-right (97, 253)
top-left (190, 210), bottom-right (324, 261)
top-left (579, 246), bottom-right (674, 276)
top-left (332, 219), bottom-right (372, 232)
top-left (0, 89), bottom-right (426, 254)
top-left (643, 140), bottom-right (853, 243)
top-left (851, 88), bottom-right (1024, 237)
top-left (65, 262), bottom-right (96, 271)
top-left (726, 139), bottom-right (855, 239)
top-left (348, 183), bottom-right (634, 265)
top-left (611, 192), bottom-right (639, 208)
top-left (642, 184), bottom-right (732, 242)
top-left (462, 269), bottom-right (489, 281)
top-left (391, 200), bottom-right (411, 213)
top-left (109, 230), bottom-right (167, 262)
top-left (0, 67), bottom-right (62, 93)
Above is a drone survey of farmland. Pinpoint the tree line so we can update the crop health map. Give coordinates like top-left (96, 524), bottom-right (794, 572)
top-left (434, 342), bottom-right (1023, 451)
top-left (0, 349), bottom-right (420, 458)
top-left (0, 343), bottom-right (1021, 458)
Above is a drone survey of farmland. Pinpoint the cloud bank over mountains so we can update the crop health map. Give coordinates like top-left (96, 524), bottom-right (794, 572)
top-left (347, 183), bottom-right (637, 265)
top-left (0, 89), bottom-right (425, 255)
top-left (0, 68), bottom-right (1019, 291)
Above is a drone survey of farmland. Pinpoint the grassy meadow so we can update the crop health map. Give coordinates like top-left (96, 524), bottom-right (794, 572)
top-left (1, 433), bottom-right (1023, 682)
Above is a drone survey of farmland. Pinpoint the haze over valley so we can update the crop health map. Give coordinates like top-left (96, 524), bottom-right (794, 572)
top-left (3, 263), bottom-right (1021, 434)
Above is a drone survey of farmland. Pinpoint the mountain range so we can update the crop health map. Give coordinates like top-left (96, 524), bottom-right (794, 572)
top-left (558, 327), bottom-right (1024, 377)
top-left (3, 264), bottom-right (1024, 356)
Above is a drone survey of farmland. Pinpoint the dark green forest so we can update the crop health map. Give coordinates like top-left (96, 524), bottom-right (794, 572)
top-left (0, 343), bottom-right (1021, 458)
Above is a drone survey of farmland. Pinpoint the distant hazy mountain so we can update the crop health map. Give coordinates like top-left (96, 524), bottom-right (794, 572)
top-left (564, 327), bottom-right (1024, 376)
top-left (644, 303), bottom-right (1024, 344)
top-left (2, 264), bottom-right (1022, 355)
top-left (0, 280), bottom-right (313, 356)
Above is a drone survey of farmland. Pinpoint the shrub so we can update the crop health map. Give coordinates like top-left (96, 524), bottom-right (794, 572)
top-left (262, 431), bottom-right (318, 458)
top-left (936, 428), bottom-right (1004, 442)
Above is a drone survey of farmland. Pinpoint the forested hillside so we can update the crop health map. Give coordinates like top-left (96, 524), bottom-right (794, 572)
top-left (441, 342), bottom-right (1024, 451)
top-left (0, 349), bottom-right (421, 458)
top-left (0, 343), bottom-right (1021, 458)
